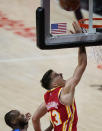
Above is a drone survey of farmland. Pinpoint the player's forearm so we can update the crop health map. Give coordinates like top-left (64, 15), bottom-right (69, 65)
top-left (32, 119), bottom-right (42, 131)
top-left (78, 46), bottom-right (87, 67)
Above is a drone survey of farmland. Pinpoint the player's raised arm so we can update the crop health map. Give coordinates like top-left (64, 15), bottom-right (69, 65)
top-left (60, 22), bottom-right (87, 106)
top-left (32, 102), bottom-right (47, 131)
top-left (60, 46), bottom-right (87, 105)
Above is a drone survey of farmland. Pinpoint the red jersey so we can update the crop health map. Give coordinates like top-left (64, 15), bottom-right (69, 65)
top-left (44, 87), bottom-right (78, 131)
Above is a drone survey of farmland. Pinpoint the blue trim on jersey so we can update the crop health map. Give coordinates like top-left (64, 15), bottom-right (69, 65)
top-left (13, 129), bottom-right (20, 131)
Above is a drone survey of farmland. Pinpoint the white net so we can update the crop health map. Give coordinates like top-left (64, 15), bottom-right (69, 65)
top-left (80, 18), bottom-right (102, 69)
top-left (92, 46), bottom-right (102, 68)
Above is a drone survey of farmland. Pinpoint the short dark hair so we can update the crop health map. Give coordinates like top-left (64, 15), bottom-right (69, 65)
top-left (41, 69), bottom-right (53, 90)
top-left (4, 110), bottom-right (19, 129)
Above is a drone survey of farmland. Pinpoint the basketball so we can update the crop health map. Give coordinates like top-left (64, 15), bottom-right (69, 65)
top-left (59, 0), bottom-right (80, 11)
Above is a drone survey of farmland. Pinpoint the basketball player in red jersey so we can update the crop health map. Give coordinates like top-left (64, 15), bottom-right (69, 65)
top-left (32, 22), bottom-right (87, 131)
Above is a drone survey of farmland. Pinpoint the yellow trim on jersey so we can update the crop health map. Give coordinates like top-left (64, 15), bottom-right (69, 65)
top-left (62, 120), bottom-right (68, 131)
top-left (47, 86), bottom-right (62, 92)
top-left (66, 106), bottom-right (71, 119)
top-left (58, 87), bottom-right (62, 97)
top-left (68, 101), bottom-right (75, 131)
top-left (47, 87), bottom-right (56, 92)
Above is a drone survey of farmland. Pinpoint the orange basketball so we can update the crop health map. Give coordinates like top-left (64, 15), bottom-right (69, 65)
top-left (59, 0), bottom-right (80, 11)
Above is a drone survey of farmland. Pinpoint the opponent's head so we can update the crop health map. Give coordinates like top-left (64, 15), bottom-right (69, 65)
top-left (4, 110), bottom-right (29, 130)
top-left (41, 69), bottom-right (65, 90)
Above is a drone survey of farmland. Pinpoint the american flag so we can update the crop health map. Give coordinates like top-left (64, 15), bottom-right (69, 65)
top-left (51, 23), bottom-right (67, 35)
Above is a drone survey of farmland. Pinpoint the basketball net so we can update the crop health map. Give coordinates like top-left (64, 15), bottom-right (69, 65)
top-left (91, 46), bottom-right (102, 69)
top-left (81, 26), bottom-right (102, 69)
top-left (79, 22), bottom-right (102, 69)
top-left (79, 0), bottom-right (102, 69)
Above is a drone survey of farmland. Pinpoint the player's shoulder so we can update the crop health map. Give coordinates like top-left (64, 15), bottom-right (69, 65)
top-left (44, 90), bottom-right (50, 99)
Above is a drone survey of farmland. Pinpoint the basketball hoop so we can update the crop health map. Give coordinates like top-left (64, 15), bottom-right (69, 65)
top-left (79, 18), bottom-right (102, 29)
top-left (79, 18), bottom-right (102, 68)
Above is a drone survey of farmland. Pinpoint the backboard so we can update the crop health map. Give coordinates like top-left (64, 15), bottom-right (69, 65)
top-left (36, 0), bottom-right (102, 49)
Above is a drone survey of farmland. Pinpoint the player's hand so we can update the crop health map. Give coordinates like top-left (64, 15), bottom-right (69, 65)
top-left (25, 113), bottom-right (31, 121)
top-left (23, 113), bottom-right (31, 130)
top-left (70, 21), bottom-right (82, 34)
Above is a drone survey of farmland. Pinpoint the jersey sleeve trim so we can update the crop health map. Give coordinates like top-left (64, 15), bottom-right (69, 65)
top-left (58, 88), bottom-right (65, 106)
